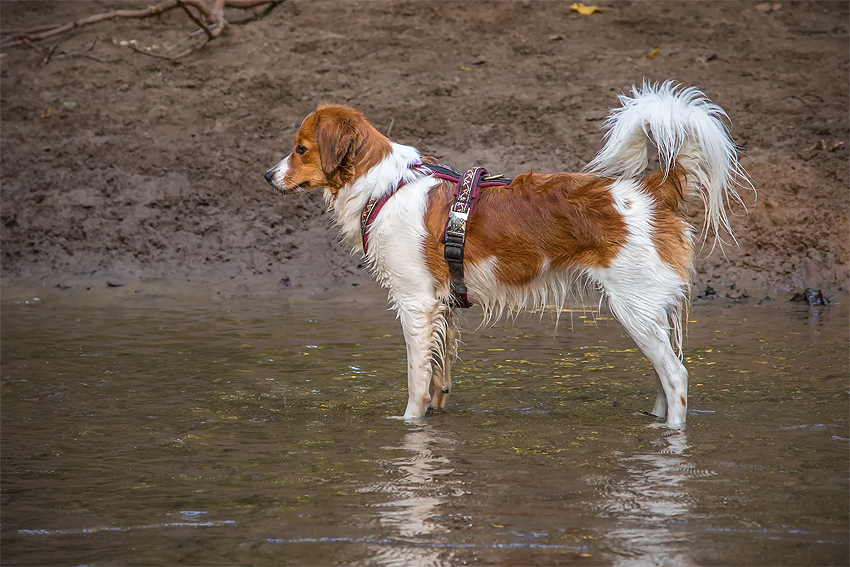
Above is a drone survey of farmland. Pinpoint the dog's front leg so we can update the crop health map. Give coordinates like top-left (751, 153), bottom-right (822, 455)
top-left (430, 308), bottom-right (457, 411)
top-left (399, 308), bottom-right (438, 419)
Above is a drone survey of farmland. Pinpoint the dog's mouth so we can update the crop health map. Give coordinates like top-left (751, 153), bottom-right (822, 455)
top-left (272, 180), bottom-right (309, 195)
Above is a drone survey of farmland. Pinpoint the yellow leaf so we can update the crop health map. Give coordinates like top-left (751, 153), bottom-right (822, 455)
top-left (644, 47), bottom-right (660, 58)
top-left (755, 2), bottom-right (781, 12)
top-left (40, 107), bottom-right (51, 118)
top-left (570, 2), bottom-right (601, 15)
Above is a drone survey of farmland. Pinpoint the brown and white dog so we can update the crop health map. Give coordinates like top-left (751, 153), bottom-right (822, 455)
top-left (264, 82), bottom-right (748, 427)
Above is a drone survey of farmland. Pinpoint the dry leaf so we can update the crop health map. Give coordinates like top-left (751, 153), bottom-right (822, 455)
top-left (40, 107), bottom-right (51, 119)
top-left (644, 47), bottom-right (660, 58)
top-left (811, 139), bottom-right (826, 151)
top-left (570, 3), bottom-right (601, 15)
top-left (755, 3), bottom-right (781, 12)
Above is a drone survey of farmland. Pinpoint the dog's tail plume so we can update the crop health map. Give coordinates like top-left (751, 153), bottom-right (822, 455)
top-left (584, 80), bottom-right (751, 250)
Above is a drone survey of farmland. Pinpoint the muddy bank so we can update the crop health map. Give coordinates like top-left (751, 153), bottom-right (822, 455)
top-left (1, 1), bottom-right (847, 294)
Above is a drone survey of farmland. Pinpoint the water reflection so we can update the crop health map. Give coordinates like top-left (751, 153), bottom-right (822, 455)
top-left (597, 430), bottom-right (703, 565)
top-left (804, 305), bottom-right (827, 327)
top-left (361, 422), bottom-right (460, 566)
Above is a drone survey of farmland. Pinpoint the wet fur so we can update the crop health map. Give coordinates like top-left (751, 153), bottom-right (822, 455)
top-left (265, 82), bottom-right (748, 427)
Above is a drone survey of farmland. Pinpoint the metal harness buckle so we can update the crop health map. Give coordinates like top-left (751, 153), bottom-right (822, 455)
top-left (445, 209), bottom-right (468, 238)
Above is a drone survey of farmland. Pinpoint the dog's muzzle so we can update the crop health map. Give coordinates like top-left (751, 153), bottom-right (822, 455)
top-left (265, 155), bottom-right (291, 192)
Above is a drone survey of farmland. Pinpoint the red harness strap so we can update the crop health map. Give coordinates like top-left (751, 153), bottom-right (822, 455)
top-left (360, 178), bottom-right (405, 256)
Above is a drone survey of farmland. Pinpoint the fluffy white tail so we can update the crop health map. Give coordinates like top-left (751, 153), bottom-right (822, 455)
top-left (585, 80), bottom-right (750, 249)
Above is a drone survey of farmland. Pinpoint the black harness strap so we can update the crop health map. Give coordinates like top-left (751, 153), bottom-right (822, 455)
top-left (443, 167), bottom-right (487, 308)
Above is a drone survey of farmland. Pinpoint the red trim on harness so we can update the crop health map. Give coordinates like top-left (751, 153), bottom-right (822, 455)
top-left (360, 178), bottom-right (405, 256)
top-left (431, 171), bottom-right (510, 188)
top-left (361, 164), bottom-right (433, 255)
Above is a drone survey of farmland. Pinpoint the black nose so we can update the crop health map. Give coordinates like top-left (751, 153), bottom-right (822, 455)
top-left (264, 169), bottom-right (274, 183)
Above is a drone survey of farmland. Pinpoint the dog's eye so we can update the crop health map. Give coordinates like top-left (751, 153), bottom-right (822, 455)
top-left (295, 145), bottom-right (307, 155)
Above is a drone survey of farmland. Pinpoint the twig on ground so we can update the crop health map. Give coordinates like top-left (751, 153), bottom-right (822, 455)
top-left (42, 28), bottom-right (80, 64)
top-left (20, 37), bottom-right (43, 52)
top-left (1, 0), bottom-right (283, 56)
top-left (129, 24), bottom-right (221, 60)
top-left (128, 43), bottom-right (191, 61)
top-left (73, 53), bottom-right (124, 64)
top-left (161, 28), bottom-right (208, 55)
top-left (177, 0), bottom-right (214, 41)
top-left (230, 0), bottom-right (283, 24)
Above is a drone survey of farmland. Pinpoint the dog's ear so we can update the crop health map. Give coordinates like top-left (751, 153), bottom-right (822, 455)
top-left (317, 114), bottom-right (358, 186)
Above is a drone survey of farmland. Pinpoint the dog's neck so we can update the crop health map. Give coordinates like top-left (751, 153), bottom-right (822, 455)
top-left (325, 142), bottom-right (423, 252)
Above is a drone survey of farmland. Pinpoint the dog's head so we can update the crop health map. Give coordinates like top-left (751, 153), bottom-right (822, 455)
top-left (265, 104), bottom-right (389, 199)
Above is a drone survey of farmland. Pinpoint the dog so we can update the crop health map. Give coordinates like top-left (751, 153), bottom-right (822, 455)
top-left (264, 81), bottom-right (748, 427)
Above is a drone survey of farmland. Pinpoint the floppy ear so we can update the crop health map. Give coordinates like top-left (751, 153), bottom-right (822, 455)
top-left (316, 115), bottom-right (358, 185)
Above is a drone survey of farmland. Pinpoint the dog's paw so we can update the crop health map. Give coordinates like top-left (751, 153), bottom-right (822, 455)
top-left (647, 421), bottom-right (686, 430)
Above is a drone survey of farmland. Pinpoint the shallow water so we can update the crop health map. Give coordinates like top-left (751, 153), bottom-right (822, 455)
top-left (1, 287), bottom-right (848, 566)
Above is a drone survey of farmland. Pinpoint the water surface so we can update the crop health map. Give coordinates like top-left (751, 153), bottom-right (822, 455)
top-left (2, 287), bottom-right (847, 565)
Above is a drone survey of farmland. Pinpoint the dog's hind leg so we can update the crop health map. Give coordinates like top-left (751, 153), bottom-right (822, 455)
top-left (431, 308), bottom-right (457, 411)
top-left (634, 323), bottom-right (688, 427)
top-left (608, 298), bottom-right (688, 427)
top-left (590, 268), bottom-right (688, 426)
top-left (586, 180), bottom-right (692, 426)
top-left (651, 371), bottom-right (669, 419)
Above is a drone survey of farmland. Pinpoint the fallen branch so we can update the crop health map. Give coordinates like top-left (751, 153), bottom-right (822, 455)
top-left (1, 0), bottom-right (283, 58)
top-left (19, 37), bottom-right (43, 52)
top-left (229, 0), bottom-right (284, 25)
top-left (177, 0), bottom-right (214, 41)
top-left (47, 39), bottom-right (123, 64)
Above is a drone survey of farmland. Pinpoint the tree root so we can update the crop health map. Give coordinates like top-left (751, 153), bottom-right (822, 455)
top-left (1, 0), bottom-right (283, 60)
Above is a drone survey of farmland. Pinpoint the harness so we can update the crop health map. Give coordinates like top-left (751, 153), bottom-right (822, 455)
top-left (360, 162), bottom-right (512, 308)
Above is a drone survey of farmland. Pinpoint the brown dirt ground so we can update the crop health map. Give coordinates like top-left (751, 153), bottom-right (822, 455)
top-left (1, 1), bottom-right (847, 297)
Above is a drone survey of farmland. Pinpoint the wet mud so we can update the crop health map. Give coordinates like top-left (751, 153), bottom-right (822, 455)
top-left (1, 1), bottom-right (848, 292)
